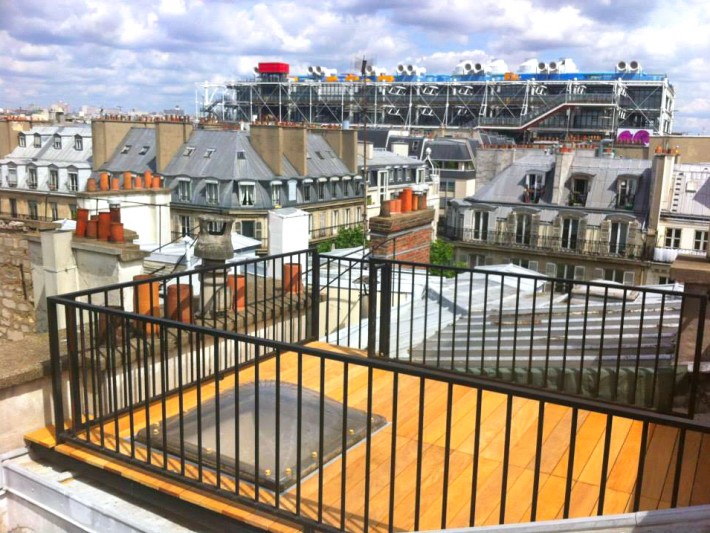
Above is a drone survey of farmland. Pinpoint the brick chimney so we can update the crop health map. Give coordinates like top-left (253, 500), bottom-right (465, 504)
top-left (91, 118), bottom-right (155, 170)
top-left (369, 199), bottom-right (435, 263)
top-left (250, 124), bottom-right (309, 176)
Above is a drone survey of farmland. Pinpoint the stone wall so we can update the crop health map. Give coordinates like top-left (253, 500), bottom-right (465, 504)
top-left (0, 222), bottom-right (36, 341)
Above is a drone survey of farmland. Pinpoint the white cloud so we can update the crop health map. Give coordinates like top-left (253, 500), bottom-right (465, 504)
top-left (0, 0), bottom-right (708, 132)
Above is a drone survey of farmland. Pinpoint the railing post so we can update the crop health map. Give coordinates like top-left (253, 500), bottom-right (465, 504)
top-left (65, 301), bottom-right (83, 433)
top-left (367, 256), bottom-right (379, 358)
top-left (688, 295), bottom-right (707, 418)
top-left (47, 298), bottom-right (66, 441)
top-left (309, 248), bottom-right (320, 340)
top-left (378, 262), bottom-right (392, 358)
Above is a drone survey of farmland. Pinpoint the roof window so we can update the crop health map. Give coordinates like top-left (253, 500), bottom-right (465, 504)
top-left (183, 146), bottom-right (195, 157)
top-left (139, 145), bottom-right (150, 155)
top-left (204, 148), bottom-right (216, 158)
top-left (237, 151), bottom-right (246, 160)
top-left (120, 144), bottom-right (132, 154)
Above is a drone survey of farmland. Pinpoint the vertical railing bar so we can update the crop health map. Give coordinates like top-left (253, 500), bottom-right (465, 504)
top-left (388, 372), bottom-right (399, 533)
top-left (414, 377), bottom-right (426, 531)
top-left (631, 291), bottom-right (647, 406)
top-left (47, 300), bottom-right (66, 441)
top-left (450, 273), bottom-right (459, 371)
top-left (530, 401), bottom-right (545, 522)
top-left (562, 408), bottom-right (578, 518)
top-left (77, 303), bottom-right (90, 440)
top-left (363, 366), bottom-right (374, 531)
top-left (670, 428), bottom-right (686, 507)
top-left (668, 295), bottom-right (686, 412)
top-left (317, 356), bottom-right (326, 523)
top-left (632, 421), bottom-right (649, 512)
top-left (495, 274), bottom-right (504, 378)
top-left (469, 387), bottom-right (483, 526)
top-left (596, 414), bottom-right (613, 515)
top-left (595, 287), bottom-right (610, 398)
top-left (441, 382), bottom-right (454, 529)
top-left (527, 279), bottom-right (538, 386)
top-left (465, 270), bottom-right (473, 373)
top-left (543, 282), bottom-right (555, 390)
top-left (650, 293), bottom-right (666, 408)
top-left (578, 285), bottom-right (591, 395)
top-left (560, 280), bottom-right (572, 392)
top-left (409, 266), bottom-right (416, 362)
top-left (688, 296), bottom-right (707, 418)
top-left (254, 343), bottom-right (261, 503)
top-left (296, 349), bottom-right (303, 515)
top-left (196, 332), bottom-right (203, 482)
top-left (214, 335), bottom-right (222, 489)
top-left (422, 267), bottom-right (430, 365)
top-left (275, 345), bottom-right (281, 508)
top-left (340, 361), bottom-right (349, 531)
top-left (499, 394), bottom-right (513, 524)
top-left (612, 288), bottom-right (628, 402)
top-left (436, 271), bottom-right (444, 367)
top-left (480, 273), bottom-right (489, 374)
top-left (511, 278), bottom-right (521, 379)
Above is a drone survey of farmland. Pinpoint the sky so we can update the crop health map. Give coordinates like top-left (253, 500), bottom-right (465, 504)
top-left (1, 0), bottom-right (709, 133)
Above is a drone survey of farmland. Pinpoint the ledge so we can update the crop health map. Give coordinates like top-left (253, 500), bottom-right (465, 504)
top-left (670, 254), bottom-right (710, 286)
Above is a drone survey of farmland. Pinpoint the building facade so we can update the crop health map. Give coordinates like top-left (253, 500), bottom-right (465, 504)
top-left (0, 125), bottom-right (92, 221)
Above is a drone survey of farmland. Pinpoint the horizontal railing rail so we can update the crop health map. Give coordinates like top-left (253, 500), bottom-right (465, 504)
top-left (48, 291), bottom-right (710, 532)
top-left (443, 226), bottom-right (645, 259)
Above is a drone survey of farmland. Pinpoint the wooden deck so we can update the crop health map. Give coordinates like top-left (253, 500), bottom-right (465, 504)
top-left (26, 342), bottom-right (710, 532)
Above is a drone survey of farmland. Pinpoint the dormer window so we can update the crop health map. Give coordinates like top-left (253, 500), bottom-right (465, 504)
top-left (204, 148), bottom-right (215, 158)
top-left (524, 172), bottom-right (545, 204)
top-left (239, 182), bottom-right (255, 206)
top-left (569, 177), bottom-right (589, 206)
top-left (271, 181), bottom-right (283, 206)
top-left (53, 135), bottom-right (62, 149)
top-left (74, 135), bottom-right (83, 151)
top-left (617, 177), bottom-right (636, 209)
top-left (18, 134), bottom-right (26, 148)
top-left (34, 133), bottom-right (42, 148)
top-left (183, 146), bottom-right (195, 157)
top-left (28, 167), bottom-right (38, 189)
top-left (236, 151), bottom-right (246, 160)
top-left (120, 144), bottom-right (131, 154)
top-left (139, 145), bottom-right (150, 155)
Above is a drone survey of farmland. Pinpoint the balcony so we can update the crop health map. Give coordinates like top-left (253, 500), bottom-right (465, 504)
top-left (443, 227), bottom-right (645, 259)
top-left (34, 250), bottom-right (710, 531)
top-left (654, 246), bottom-right (706, 263)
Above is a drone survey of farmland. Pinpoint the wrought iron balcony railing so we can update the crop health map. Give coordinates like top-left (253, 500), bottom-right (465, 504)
top-left (45, 249), bottom-right (709, 531)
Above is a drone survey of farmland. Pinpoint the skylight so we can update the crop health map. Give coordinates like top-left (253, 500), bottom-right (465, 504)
top-left (120, 144), bottom-right (131, 154)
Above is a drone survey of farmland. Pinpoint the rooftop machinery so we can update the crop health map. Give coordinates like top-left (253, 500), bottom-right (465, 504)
top-left (197, 58), bottom-right (674, 140)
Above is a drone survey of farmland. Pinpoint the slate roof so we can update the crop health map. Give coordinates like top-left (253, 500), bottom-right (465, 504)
top-left (668, 163), bottom-right (710, 218)
top-left (2, 125), bottom-right (92, 168)
top-left (100, 128), bottom-right (156, 175)
top-left (425, 138), bottom-right (475, 161)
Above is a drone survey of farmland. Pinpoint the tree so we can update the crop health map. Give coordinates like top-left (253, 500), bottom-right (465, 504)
top-left (429, 239), bottom-right (464, 278)
top-left (317, 225), bottom-right (366, 253)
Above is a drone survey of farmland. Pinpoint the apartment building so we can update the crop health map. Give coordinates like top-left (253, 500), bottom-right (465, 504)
top-left (0, 125), bottom-right (92, 221)
top-left (445, 148), bottom-right (653, 284)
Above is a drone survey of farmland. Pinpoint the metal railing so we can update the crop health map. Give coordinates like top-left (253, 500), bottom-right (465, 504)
top-left (47, 250), bottom-right (710, 530)
top-left (443, 227), bottom-right (645, 259)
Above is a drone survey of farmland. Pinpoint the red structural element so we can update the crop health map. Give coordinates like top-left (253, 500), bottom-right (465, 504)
top-left (133, 274), bottom-right (160, 334)
top-left (134, 175), bottom-right (143, 189)
top-left (97, 212), bottom-right (111, 241)
top-left (419, 193), bottom-right (428, 210)
top-left (86, 177), bottom-right (97, 192)
top-left (111, 177), bottom-right (120, 191)
top-left (110, 222), bottom-right (124, 243)
top-left (380, 200), bottom-right (392, 216)
top-left (143, 170), bottom-right (153, 189)
top-left (109, 205), bottom-right (121, 223)
top-left (258, 62), bottom-right (289, 74)
top-left (85, 219), bottom-right (98, 238)
top-left (400, 188), bottom-right (413, 213)
top-left (166, 284), bottom-right (193, 323)
top-left (99, 172), bottom-right (110, 191)
top-left (152, 176), bottom-right (162, 189)
top-left (226, 274), bottom-right (246, 310)
top-left (411, 194), bottom-right (420, 211)
top-left (283, 263), bottom-right (302, 293)
top-left (75, 208), bottom-right (89, 237)
top-left (391, 198), bottom-right (402, 214)
top-left (123, 171), bottom-right (133, 190)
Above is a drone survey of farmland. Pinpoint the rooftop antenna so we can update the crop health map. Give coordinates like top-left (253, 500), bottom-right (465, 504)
top-left (358, 56), bottom-right (372, 248)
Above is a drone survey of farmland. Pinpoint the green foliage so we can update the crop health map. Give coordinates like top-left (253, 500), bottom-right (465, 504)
top-left (317, 225), bottom-right (366, 253)
top-left (429, 239), bottom-right (465, 278)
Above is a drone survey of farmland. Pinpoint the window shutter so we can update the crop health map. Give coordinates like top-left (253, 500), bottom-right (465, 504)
top-left (255, 221), bottom-right (263, 240)
top-left (623, 271), bottom-right (635, 285)
top-left (574, 265), bottom-right (585, 280)
top-left (528, 260), bottom-right (538, 272)
top-left (592, 268), bottom-right (604, 279)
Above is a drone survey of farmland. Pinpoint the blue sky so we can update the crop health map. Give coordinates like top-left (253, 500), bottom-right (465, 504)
top-left (1, 0), bottom-right (709, 132)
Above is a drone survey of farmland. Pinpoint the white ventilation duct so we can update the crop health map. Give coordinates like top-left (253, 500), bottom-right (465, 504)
top-left (453, 60), bottom-right (475, 75)
top-left (253, 66), bottom-right (260, 75)
top-left (537, 61), bottom-right (548, 73)
top-left (616, 60), bottom-right (628, 73)
top-left (473, 62), bottom-right (485, 74)
top-left (320, 67), bottom-right (338, 77)
top-left (518, 58), bottom-right (539, 74)
top-left (307, 65), bottom-right (317, 75)
top-left (488, 59), bottom-right (509, 74)
top-left (629, 60), bottom-right (641, 72)
top-left (406, 65), bottom-right (426, 76)
top-left (547, 61), bottom-right (559, 73)
top-left (557, 58), bottom-right (579, 74)
top-left (365, 65), bottom-right (386, 76)
top-left (396, 64), bottom-right (406, 74)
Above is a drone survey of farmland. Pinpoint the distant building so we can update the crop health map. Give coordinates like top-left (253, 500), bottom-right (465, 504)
top-left (445, 148), bottom-right (653, 285)
top-left (0, 125), bottom-right (92, 221)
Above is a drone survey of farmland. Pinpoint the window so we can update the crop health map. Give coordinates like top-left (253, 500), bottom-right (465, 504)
top-left (609, 221), bottom-right (628, 254)
top-left (204, 148), bottom-right (215, 158)
top-left (28, 168), bottom-right (38, 189)
top-left (416, 168), bottom-right (425, 183)
top-left (332, 210), bottom-right (339, 231)
top-left (344, 208), bottom-right (351, 227)
top-left (570, 177), bottom-right (588, 205)
top-left (617, 178), bottom-right (636, 208)
top-left (183, 146), bottom-right (195, 157)
top-left (515, 214), bottom-right (532, 245)
top-left (525, 173), bottom-right (545, 203)
top-left (68, 171), bottom-right (78, 192)
top-left (28, 201), bottom-right (38, 220)
top-left (74, 135), bottom-right (83, 151)
top-left (271, 183), bottom-right (282, 206)
top-left (239, 183), bottom-right (255, 206)
top-left (356, 206), bottom-right (363, 223)
top-left (34, 134), bottom-right (41, 148)
top-left (319, 212), bottom-right (327, 237)
top-left (239, 220), bottom-right (262, 240)
top-left (561, 218), bottom-right (579, 250)
top-left (50, 202), bottom-right (58, 220)
top-left (18, 134), bottom-right (26, 148)
top-left (206, 182), bottom-right (219, 205)
top-left (53, 135), bottom-right (62, 149)
top-left (664, 228), bottom-right (681, 249)
top-left (318, 181), bottom-right (326, 200)
top-left (69, 204), bottom-right (77, 220)
top-left (237, 151), bottom-right (246, 160)
top-left (178, 179), bottom-right (191, 202)
top-left (48, 169), bottom-right (59, 191)
top-left (694, 230), bottom-right (708, 252)
top-left (139, 145), bottom-right (150, 155)
top-left (303, 182), bottom-right (312, 202)
top-left (331, 180), bottom-right (338, 198)
top-left (604, 269), bottom-right (624, 283)
top-left (7, 166), bottom-right (17, 187)
top-left (472, 211), bottom-right (489, 240)
top-left (9, 199), bottom-right (17, 217)
top-left (355, 179), bottom-right (364, 196)
top-left (180, 215), bottom-right (192, 237)
top-left (120, 144), bottom-right (131, 154)
top-left (316, 151), bottom-right (324, 160)
top-left (207, 221), bottom-right (224, 234)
